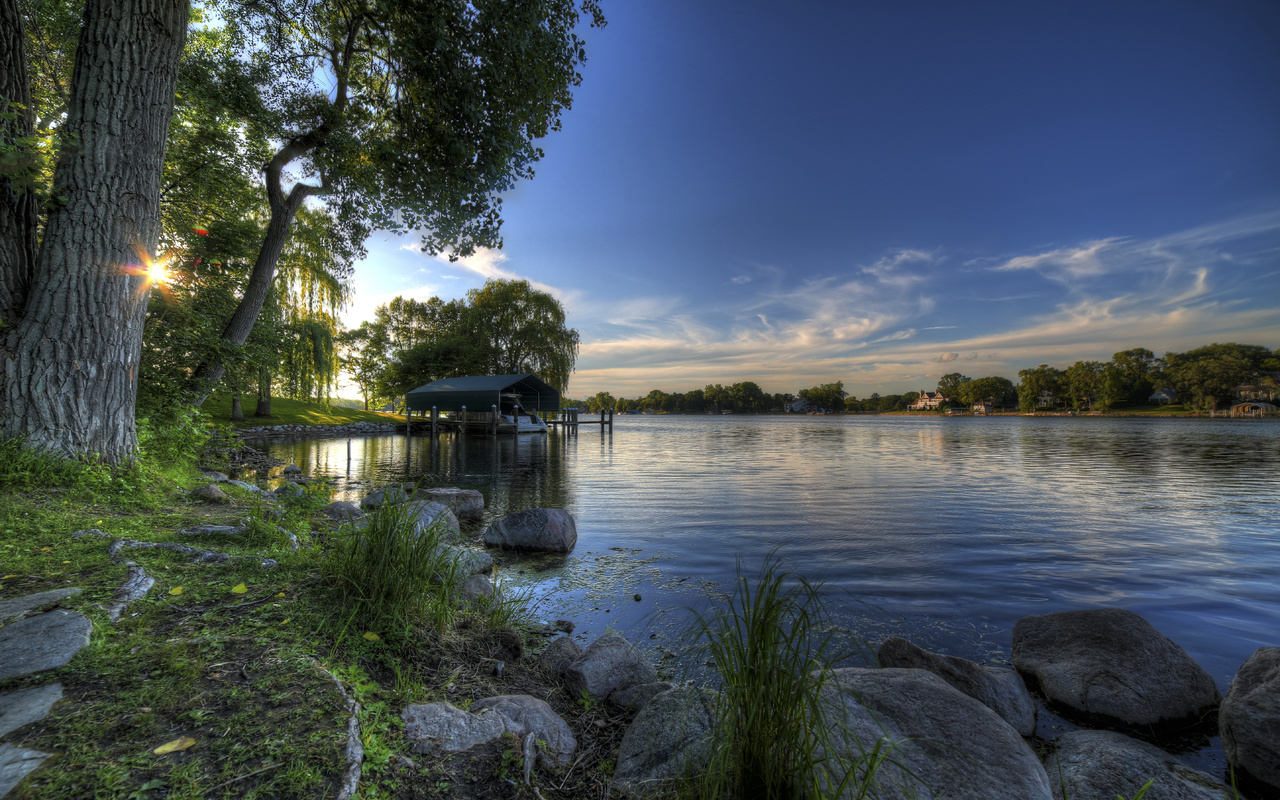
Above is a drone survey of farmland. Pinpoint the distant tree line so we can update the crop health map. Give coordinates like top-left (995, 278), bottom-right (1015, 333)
top-left (563, 342), bottom-right (1278, 416)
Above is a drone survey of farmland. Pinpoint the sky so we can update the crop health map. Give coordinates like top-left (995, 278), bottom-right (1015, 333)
top-left (341, 0), bottom-right (1280, 400)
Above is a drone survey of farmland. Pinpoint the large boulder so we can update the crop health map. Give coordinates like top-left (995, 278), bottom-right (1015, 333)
top-left (470, 695), bottom-right (576, 767)
top-left (1011, 609), bottom-right (1220, 726)
top-left (402, 500), bottom-right (461, 540)
top-left (1219, 647), bottom-right (1280, 793)
top-left (877, 636), bottom-right (1037, 737)
top-left (483, 508), bottom-right (577, 553)
top-left (820, 668), bottom-right (1053, 800)
top-left (440, 545), bottom-right (492, 577)
top-left (1044, 730), bottom-right (1233, 800)
top-left (416, 488), bottom-right (485, 523)
top-left (322, 501), bottom-right (363, 521)
top-left (612, 687), bottom-right (718, 798)
top-left (563, 631), bottom-right (657, 703)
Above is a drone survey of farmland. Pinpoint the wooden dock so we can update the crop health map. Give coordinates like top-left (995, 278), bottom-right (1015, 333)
top-left (401, 406), bottom-right (613, 436)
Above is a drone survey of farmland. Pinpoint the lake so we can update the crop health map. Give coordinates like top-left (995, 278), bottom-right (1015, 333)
top-left (251, 415), bottom-right (1280, 771)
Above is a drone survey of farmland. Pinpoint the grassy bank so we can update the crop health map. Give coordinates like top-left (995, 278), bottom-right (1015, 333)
top-left (199, 393), bottom-right (403, 429)
top-left (0, 435), bottom-right (629, 800)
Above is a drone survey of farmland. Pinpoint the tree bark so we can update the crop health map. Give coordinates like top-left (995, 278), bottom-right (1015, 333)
top-left (252, 367), bottom-right (272, 417)
top-left (230, 395), bottom-right (243, 422)
top-left (0, 0), bottom-right (38, 324)
top-left (0, 0), bottom-right (188, 463)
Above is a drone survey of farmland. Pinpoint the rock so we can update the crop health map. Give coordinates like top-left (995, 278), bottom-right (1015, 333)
top-left (401, 701), bottom-right (507, 755)
top-left (191, 483), bottom-right (229, 503)
top-left (0, 588), bottom-right (81, 624)
top-left (1219, 647), bottom-right (1280, 792)
top-left (458, 574), bottom-right (495, 604)
top-left (1044, 730), bottom-right (1233, 800)
top-left (564, 631), bottom-right (658, 703)
top-left (274, 483), bottom-right (305, 498)
top-left (416, 488), bottom-right (485, 523)
top-left (539, 637), bottom-right (584, 677)
top-left (283, 464), bottom-right (303, 474)
top-left (612, 687), bottom-right (717, 798)
top-left (0, 683), bottom-right (63, 738)
top-left (470, 695), bottom-right (576, 767)
top-left (482, 508), bottom-right (577, 553)
top-left (201, 471), bottom-right (229, 482)
top-left (1012, 609), bottom-right (1220, 726)
top-left (609, 682), bottom-right (674, 712)
top-left (225, 479), bottom-right (261, 493)
top-left (0, 610), bottom-right (92, 682)
top-left (441, 545), bottom-right (493, 577)
top-left (323, 501), bottom-right (363, 521)
top-left (0, 743), bottom-right (52, 798)
top-left (820, 667), bottom-right (1052, 800)
top-left (877, 636), bottom-right (1037, 737)
top-left (403, 500), bottom-right (461, 540)
top-left (361, 485), bottom-right (410, 510)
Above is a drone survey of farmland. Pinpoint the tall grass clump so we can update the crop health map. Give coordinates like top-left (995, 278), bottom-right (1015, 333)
top-left (0, 435), bottom-right (114, 489)
top-left (684, 550), bottom-right (897, 800)
top-left (326, 498), bottom-right (462, 633)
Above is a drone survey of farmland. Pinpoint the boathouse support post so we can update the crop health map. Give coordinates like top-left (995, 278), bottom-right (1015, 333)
top-left (406, 406), bottom-right (411, 435)
top-left (491, 404), bottom-right (499, 437)
top-left (431, 407), bottom-right (437, 437)
top-left (461, 406), bottom-right (466, 435)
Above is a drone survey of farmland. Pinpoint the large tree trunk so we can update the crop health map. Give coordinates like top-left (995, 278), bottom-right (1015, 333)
top-left (0, 0), bottom-right (39, 323)
top-left (0, 0), bottom-right (188, 463)
top-left (252, 367), bottom-right (272, 417)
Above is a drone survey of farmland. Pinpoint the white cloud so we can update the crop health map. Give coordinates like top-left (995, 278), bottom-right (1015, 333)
top-left (993, 238), bottom-right (1122, 280)
top-left (937, 352), bottom-right (959, 362)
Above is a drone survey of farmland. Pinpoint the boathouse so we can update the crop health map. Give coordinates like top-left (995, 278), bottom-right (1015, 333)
top-left (406, 374), bottom-right (560, 416)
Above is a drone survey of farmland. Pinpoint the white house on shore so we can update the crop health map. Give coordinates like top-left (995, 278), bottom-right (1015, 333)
top-left (908, 391), bottom-right (949, 410)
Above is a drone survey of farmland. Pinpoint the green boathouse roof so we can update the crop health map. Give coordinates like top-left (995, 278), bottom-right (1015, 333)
top-left (405, 374), bottom-right (560, 413)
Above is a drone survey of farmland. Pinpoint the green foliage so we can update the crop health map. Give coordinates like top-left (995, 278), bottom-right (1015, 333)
top-left (799, 381), bottom-right (848, 412)
top-left (936, 373), bottom-right (971, 400)
top-left (0, 435), bottom-right (114, 489)
top-left (136, 406), bottom-right (212, 468)
top-left (325, 496), bottom-right (462, 633)
top-left (1164, 343), bottom-right (1273, 411)
top-left (1017, 364), bottom-right (1066, 412)
top-left (684, 551), bottom-right (885, 800)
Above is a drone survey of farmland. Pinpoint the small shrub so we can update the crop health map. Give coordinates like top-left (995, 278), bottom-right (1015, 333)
top-left (325, 495), bottom-right (461, 633)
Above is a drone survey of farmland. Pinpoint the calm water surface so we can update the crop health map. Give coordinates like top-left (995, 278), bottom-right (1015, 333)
top-left (254, 415), bottom-right (1279, 766)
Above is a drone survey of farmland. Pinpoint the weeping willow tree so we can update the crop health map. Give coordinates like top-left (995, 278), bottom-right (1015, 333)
top-left (249, 206), bottom-right (349, 416)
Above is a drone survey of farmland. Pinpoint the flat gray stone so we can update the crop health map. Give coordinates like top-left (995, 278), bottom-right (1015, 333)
top-left (0, 743), bottom-right (51, 798)
top-left (0, 683), bottom-right (62, 738)
top-left (177, 525), bottom-right (246, 537)
top-left (104, 566), bottom-right (154, 622)
top-left (0, 610), bottom-right (92, 681)
top-left (1044, 730), bottom-right (1233, 800)
top-left (0, 589), bottom-right (81, 624)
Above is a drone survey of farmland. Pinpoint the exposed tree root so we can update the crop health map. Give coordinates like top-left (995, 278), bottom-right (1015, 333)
top-left (71, 529), bottom-right (278, 568)
top-left (105, 564), bottom-right (155, 622)
top-left (307, 656), bottom-right (363, 800)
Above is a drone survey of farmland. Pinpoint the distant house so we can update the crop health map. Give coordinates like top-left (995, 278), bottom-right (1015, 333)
top-left (1235, 371), bottom-right (1280, 402)
top-left (972, 401), bottom-right (993, 415)
top-left (909, 391), bottom-right (948, 411)
top-left (785, 398), bottom-right (808, 413)
top-left (1149, 387), bottom-right (1179, 404)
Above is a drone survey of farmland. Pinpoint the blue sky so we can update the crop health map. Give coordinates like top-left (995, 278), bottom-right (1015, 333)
top-left (343, 0), bottom-right (1280, 399)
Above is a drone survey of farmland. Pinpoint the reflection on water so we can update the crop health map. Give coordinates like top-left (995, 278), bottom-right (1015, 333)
top-left (256, 416), bottom-right (1280, 695)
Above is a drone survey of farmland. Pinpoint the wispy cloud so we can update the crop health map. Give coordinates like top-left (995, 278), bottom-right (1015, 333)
top-left (566, 211), bottom-right (1280, 396)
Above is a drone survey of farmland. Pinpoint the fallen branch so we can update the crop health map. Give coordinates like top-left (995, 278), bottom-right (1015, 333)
top-left (306, 657), bottom-right (363, 800)
top-left (71, 529), bottom-right (278, 568)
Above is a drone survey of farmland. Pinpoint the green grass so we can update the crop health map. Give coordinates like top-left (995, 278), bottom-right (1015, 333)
top-left (682, 551), bottom-right (901, 800)
top-left (199, 393), bottom-right (403, 428)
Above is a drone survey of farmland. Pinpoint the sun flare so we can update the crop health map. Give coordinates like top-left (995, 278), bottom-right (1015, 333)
top-left (148, 261), bottom-right (170, 284)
